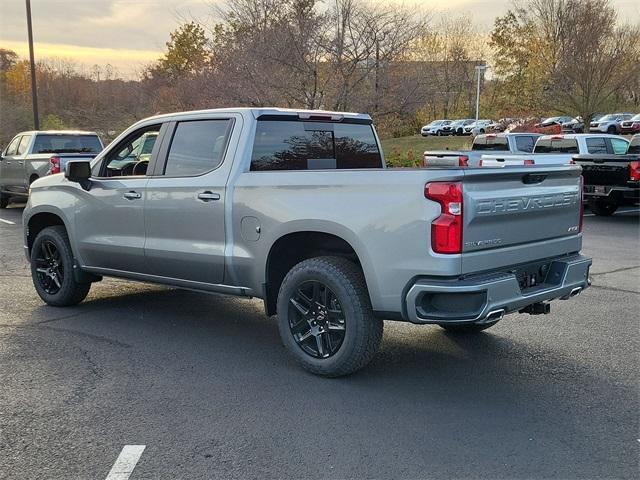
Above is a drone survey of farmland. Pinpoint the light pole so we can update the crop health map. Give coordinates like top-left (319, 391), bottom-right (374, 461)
top-left (26, 0), bottom-right (39, 130)
top-left (474, 64), bottom-right (488, 123)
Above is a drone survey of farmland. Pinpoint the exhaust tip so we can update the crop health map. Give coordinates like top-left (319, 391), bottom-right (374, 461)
top-left (486, 309), bottom-right (505, 322)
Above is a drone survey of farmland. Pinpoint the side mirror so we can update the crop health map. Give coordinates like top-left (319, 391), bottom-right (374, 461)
top-left (65, 160), bottom-right (92, 190)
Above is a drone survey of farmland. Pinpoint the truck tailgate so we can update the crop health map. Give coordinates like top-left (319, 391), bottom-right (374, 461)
top-left (573, 154), bottom-right (639, 186)
top-left (461, 165), bottom-right (582, 273)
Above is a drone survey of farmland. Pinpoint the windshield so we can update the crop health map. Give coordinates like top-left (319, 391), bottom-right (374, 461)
top-left (598, 115), bottom-right (617, 122)
top-left (32, 134), bottom-right (102, 154)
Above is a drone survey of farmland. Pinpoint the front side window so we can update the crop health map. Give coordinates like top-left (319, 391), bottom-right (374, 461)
top-left (99, 126), bottom-right (160, 177)
top-left (17, 135), bottom-right (31, 155)
top-left (4, 136), bottom-right (21, 156)
top-left (586, 137), bottom-right (607, 154)
top-left (610, 138), bottom-right (629, 155)
top-left (250, 120), bottom-right (382, 171)
top-left (164, 119), bottom-right (232, 176)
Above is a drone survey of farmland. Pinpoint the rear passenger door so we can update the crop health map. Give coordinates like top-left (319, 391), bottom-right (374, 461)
top-left (1, 135), bottom-right (23, 192)
top-left (143, 115), bottom-right (238, 285)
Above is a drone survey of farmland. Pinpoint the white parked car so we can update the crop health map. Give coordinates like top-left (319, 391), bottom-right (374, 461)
top-left (589, 113), bottom-right (634, 134)
top-left (420, 120), bottom-right (453, 136)
top-left (463, 119), bottom-right (494, 135)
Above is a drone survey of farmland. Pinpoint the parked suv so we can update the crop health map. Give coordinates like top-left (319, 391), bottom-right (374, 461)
top-left (23, 108), bottom-right (591, 376)
top-left (420, 120), bottom-right (453, 136)
top-left (589, 113), bottom-right (635, 134)
top-left (620, 114), bottom-right (640, 135)
top-left (0, 130), bottom-right (103, 208)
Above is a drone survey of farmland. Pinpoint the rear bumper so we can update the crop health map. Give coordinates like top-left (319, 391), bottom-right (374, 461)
top-left (584, 184), bottom-right (640, 201)
top-left (404, 254), bottom-right (592, 324)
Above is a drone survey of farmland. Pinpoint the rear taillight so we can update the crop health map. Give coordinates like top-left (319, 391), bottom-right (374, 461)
top-left (629, 161), bottom-right (640, 181)
top-left (579, 175), bottom-right (584, 232)
top-left (458, 155), bottom-right (469, 167)
top-left (49, 156), bottom-right (61, 174)
top-left (425, 182), bottom-right (463, 254)
top-left (524, 159), bottom-right (535, 165)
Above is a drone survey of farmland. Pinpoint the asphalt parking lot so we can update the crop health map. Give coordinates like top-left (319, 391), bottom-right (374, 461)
top-left (0, 204), bottom-right (638, 480)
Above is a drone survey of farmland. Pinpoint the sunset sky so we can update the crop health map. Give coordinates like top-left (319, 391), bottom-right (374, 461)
top-left (1, 0), bottom-right (639, 78)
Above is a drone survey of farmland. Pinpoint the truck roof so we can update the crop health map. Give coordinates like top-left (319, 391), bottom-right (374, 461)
top-left (142, 107), bottom-right (371, 123)
top-left (17, 130), bottom-right (99, 136)
top-left (537, 133), bottom-right (627, 140)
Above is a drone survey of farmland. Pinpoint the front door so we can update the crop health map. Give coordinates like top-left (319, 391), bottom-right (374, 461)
top-left (74, 124), bottom-right (163, 273)
top-left (144, 117), bottom-right (236, 285)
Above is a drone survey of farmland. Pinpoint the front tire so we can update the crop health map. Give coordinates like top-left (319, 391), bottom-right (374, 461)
top-left (276, 256), bottom-right (383, 377)
top-left (606, 125), bottom-right (617, 135)
top-left (439, 321), bottom-right (498, 334)
top-left (31, 226), bottom-right (91, 306)
top-left (0, 193), bottom-right (8, 209)
top-left (589, 199), bottom-right (617, 216)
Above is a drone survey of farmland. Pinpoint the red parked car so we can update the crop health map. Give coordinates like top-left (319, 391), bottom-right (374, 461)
top-left (620, 114), bottom-right (640, 135)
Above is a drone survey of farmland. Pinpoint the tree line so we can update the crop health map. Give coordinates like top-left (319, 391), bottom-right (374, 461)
top-left (1, 0), bottom-right (638, 147)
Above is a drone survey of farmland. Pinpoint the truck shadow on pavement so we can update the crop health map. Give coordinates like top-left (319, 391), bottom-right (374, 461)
top-left (18, 283), bottom-right (636, 478)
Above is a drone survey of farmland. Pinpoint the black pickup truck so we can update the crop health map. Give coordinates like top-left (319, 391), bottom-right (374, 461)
top-left (573, 134), bottom-right (640, 215)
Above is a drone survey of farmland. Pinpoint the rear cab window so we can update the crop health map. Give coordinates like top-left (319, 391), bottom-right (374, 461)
top-left (514, 136), bottom-right (536, 153)
top-left (250, 118), bottom-right (382, 171)
top-left (471, 136), bottom-right (509, 151)
top-left (534, 137), bottom-right (579, 154)
top-left (32, 134), bottom-right (102, 154)
top-left (586, 137), bottom-right (607, 154)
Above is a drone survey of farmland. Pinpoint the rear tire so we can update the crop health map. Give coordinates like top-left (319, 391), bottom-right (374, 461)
top-left (439, 321), bottom-right (498, 334)
top-left (589, 199), bottom-right (617, 216)
top-left (276, 256), bottom-right (383, 377)
top-left (0, 193), bottom-right (8, 209)
top-left (606, 125), bottom-right (617, 135)
top-left (31, 226), bottom-right (91, 306)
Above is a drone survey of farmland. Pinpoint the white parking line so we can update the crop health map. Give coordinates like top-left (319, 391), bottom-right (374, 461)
top-left (105, 445), bottom-right (146, 480)
top-left (0, 218), bottom-right (16, 225)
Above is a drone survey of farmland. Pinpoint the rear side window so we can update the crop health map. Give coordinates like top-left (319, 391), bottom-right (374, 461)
top-left (628, 138), bottom-right (640, 154)
top-left (250, 120), bottom-right (382, 171)
top-left (164, 119), bottom-right (232, 176)
top-left (32, 134), bottom-right (102, 154)
top-left (514, 136), bottom-right (536, 153)
top-left (586, 137), bottom-right (607, 154)
top-left (610, 138), bottom-right (629, 155)
top-left (534, 138), bottom-right (579, 154)
top-left (472, 136), bottom-right (508, 151)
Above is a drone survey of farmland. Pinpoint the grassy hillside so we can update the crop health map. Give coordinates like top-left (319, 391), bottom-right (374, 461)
top-left (380, 135), bottom-right (472, 167)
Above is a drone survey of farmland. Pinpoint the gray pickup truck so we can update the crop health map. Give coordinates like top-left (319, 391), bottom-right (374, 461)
top-left (23, 108), bottom-right (592, 376)
top-left (0, 130), bottom-right (103, 208)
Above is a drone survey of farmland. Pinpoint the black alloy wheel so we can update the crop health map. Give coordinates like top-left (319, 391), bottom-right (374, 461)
top-left (34, 240), bottom-right (64, 294)
top-left (288, 280), bottom-right (346, 359)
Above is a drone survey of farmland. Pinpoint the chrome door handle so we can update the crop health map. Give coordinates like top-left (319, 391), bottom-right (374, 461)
top-left (17, 161), bottom-right (24, 165)
top-left (123, 191), bottom-right (142, 200)
top-left (197, 191), bottom-right (220, 202)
